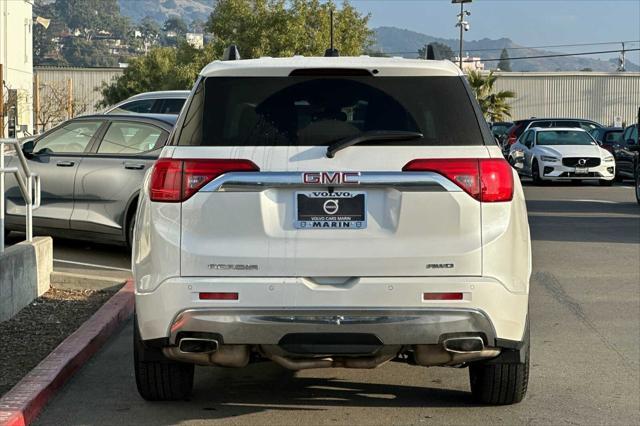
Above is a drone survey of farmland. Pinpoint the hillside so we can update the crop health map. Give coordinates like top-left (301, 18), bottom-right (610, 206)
top-left (373, 26), bottom-right (638, 72)
top-left (118, 0), bottom-right (214, 23)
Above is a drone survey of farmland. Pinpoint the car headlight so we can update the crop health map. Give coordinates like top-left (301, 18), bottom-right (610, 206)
top-left (604, 156), bottom-right (615, 162)
top-left (541, 155), bottom-right (559, 162)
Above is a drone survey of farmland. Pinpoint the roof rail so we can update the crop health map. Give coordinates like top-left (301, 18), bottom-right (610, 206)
top-left (223, 45), bottom-right (241, 61)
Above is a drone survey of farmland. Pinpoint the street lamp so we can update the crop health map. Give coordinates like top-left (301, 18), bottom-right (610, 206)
top-left (452, 0), bottom-right (472, 70)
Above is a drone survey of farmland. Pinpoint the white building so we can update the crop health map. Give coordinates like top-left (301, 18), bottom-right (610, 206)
top-left (186, 32), bottom-right (204, 50)
top-left (0, 0), bottom-right (33, 137)
top-left (453, 55), bottom-right (485, 72)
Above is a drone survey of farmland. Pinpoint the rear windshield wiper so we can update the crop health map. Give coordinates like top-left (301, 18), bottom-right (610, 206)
top-left (326, 130), bottom-right (424, 158)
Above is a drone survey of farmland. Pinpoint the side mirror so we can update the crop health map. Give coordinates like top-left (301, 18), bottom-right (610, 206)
top-left (21, 140), bottom-right (35, 156)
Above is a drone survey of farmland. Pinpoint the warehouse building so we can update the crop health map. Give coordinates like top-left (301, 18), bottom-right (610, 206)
top-left (29, 66), bottom-right (640, 133)
top-left (0, 0), bottom-right (33, 138)
top-left (494, 72), bottom-right (640, 126)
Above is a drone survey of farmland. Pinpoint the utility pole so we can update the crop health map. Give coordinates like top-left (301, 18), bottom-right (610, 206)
top-left (33, 73), bottom-right (40, 134)
top-left (619, 42), bottom-right (626, 72)
top-left (453, 0), bottom-right (472, 70)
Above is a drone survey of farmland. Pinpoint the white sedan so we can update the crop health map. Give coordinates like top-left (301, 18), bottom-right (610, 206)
top-left (508, 127), bottom-right (615, 185)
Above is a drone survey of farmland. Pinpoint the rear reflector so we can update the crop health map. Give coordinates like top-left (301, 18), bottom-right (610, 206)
top-left (402, 158), bottom-right (513, 202)
top-left (423, 292), bottom-right (463, 301)
top-left (199, 292), bottom-right (239, 300)
top-left (150, 159), bottom-right (259, 202)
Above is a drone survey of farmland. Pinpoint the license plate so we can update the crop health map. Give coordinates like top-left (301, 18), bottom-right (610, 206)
top-left (575, 167), bottom-right (588, 174)
top-left (295, 191), bottom-right (366, 229)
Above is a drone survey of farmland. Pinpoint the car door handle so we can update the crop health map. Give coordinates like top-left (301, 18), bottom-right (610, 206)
top-left (124, 163), bottom-right (145, 170)
top-left (56, 161), bottom-right (75, 167)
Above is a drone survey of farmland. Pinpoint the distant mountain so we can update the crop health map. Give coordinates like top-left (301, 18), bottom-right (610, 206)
top-left (118, 0), bottom-right (214, 23)
top-left (372, 26), bottom-right (639, 72)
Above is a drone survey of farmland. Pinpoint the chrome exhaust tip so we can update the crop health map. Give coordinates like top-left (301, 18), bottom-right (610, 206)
top-left (442, 336), bottom-right (485, 354)
top-left (178, 337), bottom-right (219, 354)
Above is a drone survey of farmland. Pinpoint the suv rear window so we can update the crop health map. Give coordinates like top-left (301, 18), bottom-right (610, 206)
top-left (177, 76), bottom-right (484, 146)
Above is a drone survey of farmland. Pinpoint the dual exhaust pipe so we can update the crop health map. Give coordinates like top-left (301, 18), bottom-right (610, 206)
top-left (164, 336), bottom-right (500, 370)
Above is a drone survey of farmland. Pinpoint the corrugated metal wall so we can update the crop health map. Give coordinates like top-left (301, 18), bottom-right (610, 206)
top-left (494, 72), bottom-right (640, 126)
top-left (34, 66), bottom-right (124, 115)
top-left (33, 68), bottom-right (640, 128)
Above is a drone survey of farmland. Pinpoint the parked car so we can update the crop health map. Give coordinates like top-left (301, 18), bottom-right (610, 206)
top-left (636, 158), bottom-right (640, 205)
top-left (3, 114), bottom-right (177, 245)
top-left (508, 127), bottom-right (615, 185)
top-left (133, 56), bottom-right (531, 405)
top-left (614, 123), bottom-right (640, 181)
top-left (505, 118), bottom-right (603, 147)
top-left (590, 127), bottom-right (624, 150)
top-left (490, 121), bottom-right (513, 151)
top-left (104, 90), bottom-right (190, 115)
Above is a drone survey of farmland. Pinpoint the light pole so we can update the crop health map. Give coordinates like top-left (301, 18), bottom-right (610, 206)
top-left (452, 0), bottom-right (472, 70)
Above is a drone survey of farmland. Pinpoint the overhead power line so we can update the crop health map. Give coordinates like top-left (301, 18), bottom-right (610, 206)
top-left (384, 40), bottom-right (640, 55)
top-left (479, 48), bottom-right (640, 62)
top-left (463, 40), bottom-right (640, 52)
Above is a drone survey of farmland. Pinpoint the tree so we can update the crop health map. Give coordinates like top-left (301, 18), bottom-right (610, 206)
top-left (466, 70), bottom-right (516, 122)
top-left (206, 0), bottom-right (372, 58)
top-left (33, 0), bottom-right (68, 65)
top-left (163, 16), bottom-right (189, 36)
top-left (56, 0), bottom-right (129, 40)
top-left (100, 0), bottom-right (373, 106)
top-left (497, 48), bottom-right (512, 72)
top-left (35, 81), bottom-right (88, 132)
top-left (61, 37), bottom-right (118, 67)
top-left (189, 19), bottom-right (206, 33)
top-left (418, 42), bottom-right (454, 60)
top-left (99, 43), bottom-right (216, 106)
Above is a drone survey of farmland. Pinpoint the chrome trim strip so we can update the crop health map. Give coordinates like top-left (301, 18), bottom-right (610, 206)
top-left (200, 172), bottom-right (461, 193)
top-left (167, 307), bottom-right (496, 346)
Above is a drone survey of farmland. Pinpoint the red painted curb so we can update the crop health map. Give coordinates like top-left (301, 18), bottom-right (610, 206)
top-left (0, 280), bottom-right (135, 426)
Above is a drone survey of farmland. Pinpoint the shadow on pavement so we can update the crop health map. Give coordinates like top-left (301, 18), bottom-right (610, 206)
top-left (529, 214), bottom-right (640, 244)
top-left (526, 199), bottom-right (640, 215)
top-left (188, 364), bottom-right (477, 414)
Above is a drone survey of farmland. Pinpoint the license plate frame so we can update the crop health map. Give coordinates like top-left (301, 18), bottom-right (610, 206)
top-left (294, 191), bottom-right (367, 230)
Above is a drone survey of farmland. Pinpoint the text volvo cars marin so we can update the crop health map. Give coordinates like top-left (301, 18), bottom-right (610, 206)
top-left (132, 57), bottom-right (532, 405)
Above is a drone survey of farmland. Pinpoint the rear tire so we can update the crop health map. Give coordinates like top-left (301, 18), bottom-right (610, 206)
top-left (635, 171), bottom-right (640, 205)
top-left (469, 324), bottom-right (530, 405)
top-left (126, 208), bottom-right (136, 250)
top-left (134, 315), bottom-right (194, 401)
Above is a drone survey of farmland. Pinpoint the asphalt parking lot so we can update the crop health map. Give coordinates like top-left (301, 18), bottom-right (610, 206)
top-left (27, 181), bottom-right (640, 425)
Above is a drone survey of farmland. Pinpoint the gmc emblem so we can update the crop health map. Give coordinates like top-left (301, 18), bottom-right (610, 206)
top-left (302, 172), bottom-right (360, 185)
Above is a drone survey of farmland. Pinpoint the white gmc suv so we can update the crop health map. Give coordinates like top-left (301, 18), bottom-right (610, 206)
top-left (132, 56), bottom-right (531, 405)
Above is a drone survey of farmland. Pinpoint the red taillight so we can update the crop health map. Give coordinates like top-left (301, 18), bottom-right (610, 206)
top-left (423, 292), bottom-right (463, 301)
top-left (479, 159), bottom-right (514, 202)
top-left (150, 159), bottom-right (183, 202)
top-left (402, 158), bottom-right (513, 202)
top-left (150, 159), bottom-right (259, 202)
top-left (199, 292), bottom-right (239, 300)
top-left (507, 135), bottom-right (517, 145)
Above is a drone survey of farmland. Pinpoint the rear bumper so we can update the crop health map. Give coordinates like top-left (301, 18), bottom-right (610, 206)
top-left (164, 308), bottom-right (496, 346)
top-left (135, 276), bottom-right (529, 345)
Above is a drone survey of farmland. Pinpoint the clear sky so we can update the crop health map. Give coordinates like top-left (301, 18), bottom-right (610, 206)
top-left (350, 0), bottom-right (640, 62)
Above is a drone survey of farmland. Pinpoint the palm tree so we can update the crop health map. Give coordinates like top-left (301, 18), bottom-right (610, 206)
top-left (466, 70), bottom-right (516, 122)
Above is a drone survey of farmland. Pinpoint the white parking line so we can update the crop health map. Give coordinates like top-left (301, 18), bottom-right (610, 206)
top-left (53, 258), bottom-right (131, 272)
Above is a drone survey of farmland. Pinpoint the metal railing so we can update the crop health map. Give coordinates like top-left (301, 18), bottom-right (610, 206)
top-left (0, 139), bottom-right (41, 253)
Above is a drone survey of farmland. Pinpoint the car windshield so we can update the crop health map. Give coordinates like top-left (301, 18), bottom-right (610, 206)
top-left (536, 130), bottom-right (596, 146)
top-left (604, 131), bottom-right (623, 143)
top-left (178, 76), bottom-right (484, 146)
